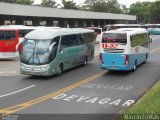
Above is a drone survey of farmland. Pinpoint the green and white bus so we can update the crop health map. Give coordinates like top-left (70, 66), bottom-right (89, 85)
top-left (20, 28), bottom-right (95, 76)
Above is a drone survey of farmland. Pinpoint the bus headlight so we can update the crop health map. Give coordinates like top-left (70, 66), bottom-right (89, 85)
top-left (41, 66), bottom-right (50, 71)
top-left (21, 66), bottom-right (25, 70)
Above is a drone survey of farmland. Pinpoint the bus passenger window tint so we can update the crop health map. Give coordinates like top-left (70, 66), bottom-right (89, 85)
top-left (5, 31), bottom-right (16, 40)
top-left (0, 31), bottom-right (16, 40)
top-left (0, 32), bottom-right (4, 40)
top-left (60, 35), bottom-right (79, 50)
top-left (102, 33), bottom-right (127, 44)
top-left (19, 30), bottom-right (33, 37)
top-left (78, 34), bottom-right (84, 44)
top-left (131, 33), bottom-right (149, 48)
top-left (83, 33), bottom-right (94, 43)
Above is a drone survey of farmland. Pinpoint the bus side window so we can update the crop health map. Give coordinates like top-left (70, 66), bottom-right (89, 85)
top-left (78, 34), bottom-right (84, 45)
top-left (70, 34), bottom-right (79, 46)
top-left (5, 31), bottom-right (16, 40)
top-left (60, 35), bottom-right (79, 50)
top-left (60, 35), bottom-right (70, 50)
top-left (0, 32), bottom-right (4, 40)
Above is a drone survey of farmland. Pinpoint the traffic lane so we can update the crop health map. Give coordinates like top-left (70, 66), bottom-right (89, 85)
top-left (0, 76), bottom-right (36, 97)
top-left (0, 57), bottom-right (104, 109)
top-left (150, 35), bottom-right (160, 41)
top-left (17, 53), bottom-right (160, 115)
top-left (150, 36), bottom-right (160, 50)
top-left (0, 58), bottom-right (20, 76)
top-left (148, 53), bottom-right (160, 66)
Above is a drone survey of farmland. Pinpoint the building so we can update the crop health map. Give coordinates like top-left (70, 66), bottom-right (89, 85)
top-left (0, 2), bottom-right (136, 27)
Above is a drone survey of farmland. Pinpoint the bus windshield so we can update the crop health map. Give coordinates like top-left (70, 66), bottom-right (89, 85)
top-left (102, 33), bottom-right (127, 44)
top-left (20, 39), bottom-right (57, 65)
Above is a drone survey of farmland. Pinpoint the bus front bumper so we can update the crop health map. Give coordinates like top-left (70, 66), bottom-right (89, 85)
top-left (20, 63), bottom-right (55, 76)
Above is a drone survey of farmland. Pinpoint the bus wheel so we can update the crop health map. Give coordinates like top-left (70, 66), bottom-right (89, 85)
top-left (132, 61), bottom-right (137, 72)
top-left (144, 54), bottom-right (148, 64)
top-left (146, 54), bottom-right (148, 60)
top-left (57, 64), bottom-right (63, 75)
top-left (82, 56), bottom-right (88, 66)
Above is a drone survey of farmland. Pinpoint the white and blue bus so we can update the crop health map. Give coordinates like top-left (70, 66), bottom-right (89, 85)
top-left (100, 28), bottom-right (151, 71)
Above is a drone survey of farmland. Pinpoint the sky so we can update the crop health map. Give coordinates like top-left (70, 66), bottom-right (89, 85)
top-left (34, 0), bottom-right (157, 7)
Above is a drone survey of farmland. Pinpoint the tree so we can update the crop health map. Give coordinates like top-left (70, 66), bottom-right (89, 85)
top-left (121, 5), bottom-right (128, 14)
top-left (129, 1), bottom-right (152, 23)
top-left (0, 0), bottom-right (33, 5)
top-left (61, 0), bottom-right (78, 10)
top-left (16, 0), bottom-right (33, 5)
top-left (82, 0), bottom-right (123, 13)
top-left (0, 0), bottom-right (15, 3)
top-left (41, 0), bottom-right (58, 8)
top-left (150, 1), bottom-right (160, 23)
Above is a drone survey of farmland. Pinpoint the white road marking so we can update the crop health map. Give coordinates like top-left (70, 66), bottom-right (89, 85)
top-left (0, 85), bottom-right (36, 98)
top-left (53, 94), bottom-right (135, 107)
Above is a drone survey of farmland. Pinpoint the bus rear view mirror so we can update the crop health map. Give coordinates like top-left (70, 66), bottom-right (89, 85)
top-left (16, 41), bottom-right (23, 54)
top-left (150, 38), bottom-right (152, 43)
top-left (49, 42), bottom-right (56, 54)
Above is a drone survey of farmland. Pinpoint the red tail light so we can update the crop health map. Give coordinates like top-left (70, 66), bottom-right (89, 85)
top-left (124, 55), bottom-right (129, 65)
top-left (100, 53), bottom-right (104, 64)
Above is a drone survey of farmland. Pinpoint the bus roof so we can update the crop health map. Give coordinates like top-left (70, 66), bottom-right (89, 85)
top-left (25, 28), bottom-right (95, 40)
top-left (104, 24), bottom-right (147, 27)
top-left (0, 25), bottom-right (60, 31)
top-left (104, 28), bottom-right (148, 36)
top-left (0, 25), bottom-right (37, 30)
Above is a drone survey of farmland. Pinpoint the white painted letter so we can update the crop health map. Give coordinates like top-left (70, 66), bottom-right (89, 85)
top-left (85, 97), bottom-right (98, 103)
top-left (63, 95), bottom-right (78, 101)
top-left (99, 98), bottom-right (111, 104)
top-left (123, 86), bottom-right (133, 91)
top-left (53, 94), bottom-right (67, 100)
top-left (122, 100), bottom-right (135, 107)
top-left (77, 96), bottom-right (90, 102)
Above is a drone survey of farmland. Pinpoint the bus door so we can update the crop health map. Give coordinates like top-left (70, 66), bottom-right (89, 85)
top-left (101, 33), bottom-right (128, 66)
top-left (0, 30), bottom-right (18, 54)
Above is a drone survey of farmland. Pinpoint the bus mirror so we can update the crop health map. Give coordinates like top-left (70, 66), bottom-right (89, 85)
top-left (16, 41), bottom-right (23, 54)
top-left (49, 42), bottom-right (56, 54)
top-left (150, 38), bottom-right (152, 43)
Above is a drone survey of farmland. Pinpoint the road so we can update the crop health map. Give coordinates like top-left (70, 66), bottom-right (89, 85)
top-left (0, 35), bottom-right (160, 120)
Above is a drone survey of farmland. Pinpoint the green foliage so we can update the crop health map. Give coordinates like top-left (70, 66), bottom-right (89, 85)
top-left (61, 0), bottom-right (78, 10)
top-left (0, 0), bottom-right (33, 5)
top-left (82, 0), bottom-right (123, 13)
top-left (150, 1), bottom-right (160, 23)
top-left (128, 1), bottom-right (160, 24)
top-left (41, 0), bottom-right (58, 8)
top-left (120, 82), bottom-right (160, 120)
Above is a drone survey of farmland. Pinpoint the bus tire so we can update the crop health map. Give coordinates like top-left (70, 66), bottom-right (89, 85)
top-left (57, 64), bottom-right (63, 75)
top-left (82, 56), bottom-right (88, 66)
top-left (146, 54), bottom-right (148, 60)
top-left (144, 54), bottom-right (148, 63)
top-left (132, 61), bottom-right (137, 72)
